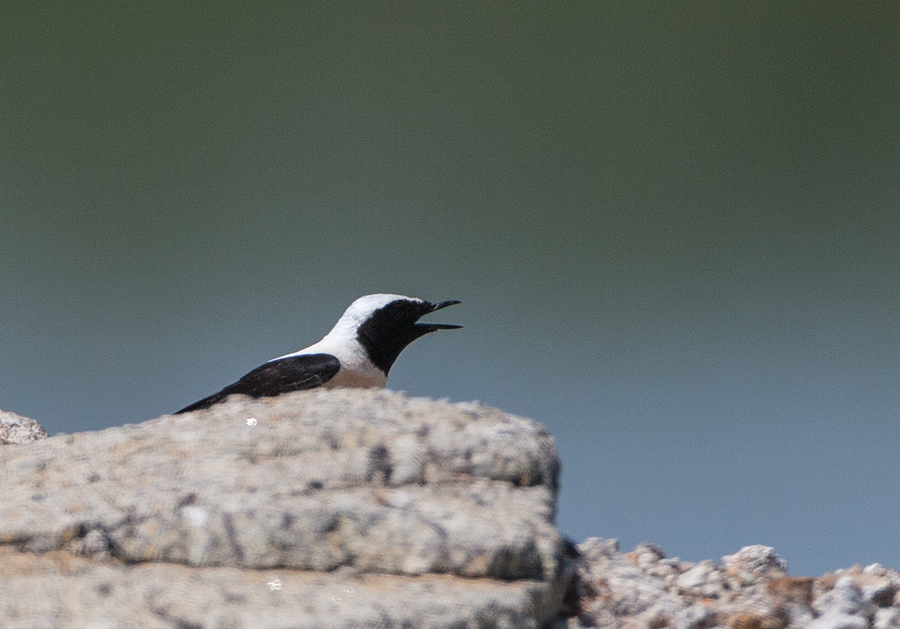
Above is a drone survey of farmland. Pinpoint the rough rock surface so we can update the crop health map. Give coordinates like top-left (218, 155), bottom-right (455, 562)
top-left (0, 409), bottom-right (49, 444)
top-left (566, 538), bottom-right (900, 629)
top-left (7, 393), bottom-right (899, 629)
top-left (0, 389), bottom-right (569, 628)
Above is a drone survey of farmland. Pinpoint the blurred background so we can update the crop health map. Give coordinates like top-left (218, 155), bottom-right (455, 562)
top-left (2, 2), bottom-right (898, 576)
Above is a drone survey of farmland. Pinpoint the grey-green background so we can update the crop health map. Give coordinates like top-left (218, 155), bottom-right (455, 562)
top-left (3, 2), bottom-right (898, 576)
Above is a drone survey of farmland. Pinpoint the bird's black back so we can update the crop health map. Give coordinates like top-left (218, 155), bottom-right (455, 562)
top-left (175, 353), bottom-right (341, 413)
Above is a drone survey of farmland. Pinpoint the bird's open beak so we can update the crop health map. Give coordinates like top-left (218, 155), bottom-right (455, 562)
top-left (415, 300), bottom-right (462, 332)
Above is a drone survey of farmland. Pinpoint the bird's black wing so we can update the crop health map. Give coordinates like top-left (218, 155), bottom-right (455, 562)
top-left (175, 353), bottom-right (341, 414)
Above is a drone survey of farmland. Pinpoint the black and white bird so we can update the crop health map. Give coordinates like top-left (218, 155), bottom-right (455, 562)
top-left (175, 294), bottom-right (461, 413)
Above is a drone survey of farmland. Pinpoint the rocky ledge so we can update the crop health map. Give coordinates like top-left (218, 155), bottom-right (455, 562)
top-left (1, 389), bottom-right (569, 628)
top-left (4, 391), bottom-right (898, 629)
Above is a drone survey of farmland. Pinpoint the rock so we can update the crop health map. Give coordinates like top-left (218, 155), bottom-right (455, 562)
top-left (0, 389), bottom-right (570, 628)
top-left (811, 575), bottom-right (876, 629)
top-left (729, 611), bottom-right (790, 629)
top-left (2, 547), bottom-right (556, 629)
top-left (873, 608), bottom-right (900, 629)
top-left (0, 409), bottom-right (48, 444)
top-left (10, 390), bottom-right (900, 629)
top-left (813, 576), bottom-right (870, 616)
top-left (676, 560), bottom-right (721, 596)
top-left (768, 576), bottom-right (815, 607)
top-left (567, 540), bottom-right (900, 629)
top-left (808, 611), bottom-right (869, 629)
top-left (722, 545), bottom-right (789, 577)
top-left (675, 603), bottom-right (714, 629)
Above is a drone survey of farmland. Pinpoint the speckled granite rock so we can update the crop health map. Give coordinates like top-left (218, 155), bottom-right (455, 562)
top-left (0, 409), bottom-right (48, 444)
top-left (0, 389), bottom-right (569, 628)
top-left (566, 538), bottom-right (900, 629)
top-left (1, 548), bottom-right (560, 629)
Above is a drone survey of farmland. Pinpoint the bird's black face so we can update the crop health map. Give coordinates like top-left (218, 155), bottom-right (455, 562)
top-left (356, 299), bottom-right (461, 374)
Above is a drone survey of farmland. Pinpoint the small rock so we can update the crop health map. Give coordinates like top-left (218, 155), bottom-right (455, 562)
top-left (768, 577), bottom-right (815, 607)
top-left (862, 580), bottom-right (897, 608)
top-left (639, 601), bottom-right (679, 628)
top-left (579, 537), bottom-right (619, 561)
top-left (675, 604), bottom-right (713, 629)
top-left (814, 576), bottom-right (868, 616)
top-left (0, 410), bottom-right (48, 444)
top-left (722, 546), bottom-right (788, 576)
top-left (677, 561), bottom-right (715, 591)
top-left (874, 607), bottom-right (900, 629)
top-left (809, 610), bottom-right (869, 629)
top-left (728, 611), bottom-right (789, 629)
top-left (632, 542), bottom-right (667, 568)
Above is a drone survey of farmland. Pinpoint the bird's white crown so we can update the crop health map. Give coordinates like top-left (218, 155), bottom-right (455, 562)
top-left (327, 294), bottom-right (421, 337)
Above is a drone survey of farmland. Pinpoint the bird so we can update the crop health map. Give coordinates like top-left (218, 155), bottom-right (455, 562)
top-left (175, 294), bottom-right (461, 413)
